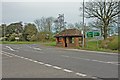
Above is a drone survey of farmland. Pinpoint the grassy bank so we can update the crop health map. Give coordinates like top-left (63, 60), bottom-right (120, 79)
top-left (43, 41), bottom-right (56, 46)
top-left (79, 41), bottom-right (118, 53)
top-left (0, 41), bottom-right (41, 44)
top-left (0, 41), bottom-right (56, 46)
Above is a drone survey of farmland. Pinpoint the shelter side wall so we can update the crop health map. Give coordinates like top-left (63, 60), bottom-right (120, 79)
top-left (67, 43), bottom-right (75, 47)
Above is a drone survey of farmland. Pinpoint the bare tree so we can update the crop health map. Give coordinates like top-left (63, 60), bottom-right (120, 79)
top-left (46, 17), bottom-right (54, 32)
top-left (80, 0), bottom-right (120, 39)
top-left (88, 19), bottom-right (104, 36)
top-left (53, 19), bottom-right (60, 33)
top-left (34, 17), bottom-right (54, 32)
top-left (74, 22), bottom-right (83, 30)
top-left (34, 19), bottom-right (41, 32)
top-left (34, 17), bottom-right (47, 32)
top-left (54, 14), bottom-right (66, 33)
top-left (67, 23), bottom-right (74, 29)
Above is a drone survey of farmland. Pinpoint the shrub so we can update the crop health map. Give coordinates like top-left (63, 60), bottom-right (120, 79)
top-left (107, 36), bottom-right (115, 41)
top-left (100, 36), bottom-right (118, 50)
top-left (36, 31), bottom-right (54, 42)
top-left (49, 37), bottom-right (56, 42)
top-left (100, 39), bottom-right (109, 49)
top-left (108, 37), bottom-right (118, 50)
top-left (8, 33), bottom-right (16, 41)
top-left (30, 35), bottom-right (37, 41)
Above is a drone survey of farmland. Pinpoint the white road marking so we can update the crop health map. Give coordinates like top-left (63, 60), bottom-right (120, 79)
top-left (6, 46), bottom-right (15, 51)
top-left (52, 66), bottom-right (62, 70)
top-left (63, 69), bottom-right (73, 73)
top-left (107, 62), bottom-right (118, 64)
top-left (28, 59), bottom-right (34, 61)
top-left (20, 57), bottom-right (24, 59)
top-left (61, 55), bottom-right (118, 65)
top-left (24, 58), bottom-right (29, 60)
top-left (97, 60), bottom-right (106, 63)
top-left (2, 51), bottom-right (88, 78)
top-left (13, 54), bottom-right (21, 57)
top-left (107, 62), bottom-right (119, 65)
top-left (2, 51), bottom-right (15, 57)
top-left (76, 73), bottom-right (87, 77)
top-left (44, 64), bottom-right (52, 67)
top-left (38, 62), bottom-right (44, 64)
top-left (8, 53), bottom-right (15, 56)
top-left (91, 76), bottom-right (98, 79)
top-left (33, 60), bottom-right (39, 63)
top-left (2, 53), bottom-right (13, 57)
top-left (2, 51), bottom-right (11, 55)
top-left (2, 51), bottom-right (21, 58)
top-left (65, 49), bottom-right (118, 55)
top-left (91, 60), bottom-right (99, 62)
top-left (34, 48), bottom-right (42, 50)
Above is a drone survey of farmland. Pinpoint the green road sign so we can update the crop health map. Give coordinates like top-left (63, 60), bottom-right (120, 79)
top-left (86, 32), bottom-right (94, 37)
top-left (94, 31), bottom-right (100, 36)
top-left (86, 31), bottom-right (100, 38)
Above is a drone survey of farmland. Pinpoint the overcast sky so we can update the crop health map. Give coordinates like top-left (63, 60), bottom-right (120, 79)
top-left (2, 2), bottom-right (89, 25)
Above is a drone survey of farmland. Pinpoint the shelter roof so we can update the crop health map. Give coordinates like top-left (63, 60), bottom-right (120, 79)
top-left (55, 29), bottom-right (83, 37)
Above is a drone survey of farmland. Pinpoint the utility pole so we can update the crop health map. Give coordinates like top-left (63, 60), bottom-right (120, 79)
top-left (3, 22), bottom-right (6, 41)
top-left (4, 25), bottom-right (5, 41)
top-left (82, 0), bottom-right (85, 48)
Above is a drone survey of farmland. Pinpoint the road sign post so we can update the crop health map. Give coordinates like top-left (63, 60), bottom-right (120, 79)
top-left (86, 31), bottom-right (101, 49)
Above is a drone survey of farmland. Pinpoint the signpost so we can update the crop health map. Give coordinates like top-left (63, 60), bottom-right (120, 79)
top-left (86, 31), bottom-right (101, 49)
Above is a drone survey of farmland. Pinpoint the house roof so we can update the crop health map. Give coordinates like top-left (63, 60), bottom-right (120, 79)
top-left (55, 29), bottom-right (83, 37)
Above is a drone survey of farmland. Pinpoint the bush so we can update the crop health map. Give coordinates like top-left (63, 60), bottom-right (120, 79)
top-left (108, 37), bottom-right (118, 50)
top-left (8, 34), bottom-right (16, 41)
top-left (100, 36), bottom-right (118, 50)
top-left (49, 37), bottom-right (56, 41)
top-left (100, 39), bottom-right (109, 49)
top-left (30, 35), bottom-right (37, 41)
top-left (36, 31), bottom-right (54, 42)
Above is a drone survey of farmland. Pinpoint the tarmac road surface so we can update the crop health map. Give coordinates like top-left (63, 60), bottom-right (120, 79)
top-left (1, 44), bottom-right (119, 79)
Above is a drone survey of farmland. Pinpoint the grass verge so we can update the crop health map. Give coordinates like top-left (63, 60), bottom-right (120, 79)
top-left (43, 42), bottom-right (56, 46)
top-left (0, 41), bottom-right (41, 44)
top-left (76, 41), bottom-right (118, 53)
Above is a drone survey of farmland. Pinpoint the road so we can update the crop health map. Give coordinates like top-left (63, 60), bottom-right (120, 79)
top-left (1, 44), bottom-right (119, 79)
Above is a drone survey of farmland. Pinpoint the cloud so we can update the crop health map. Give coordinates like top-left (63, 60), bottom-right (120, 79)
top-left (2, 0), bottom-right (90, 2)
top-left (2, 2), bottom-right (83, 24)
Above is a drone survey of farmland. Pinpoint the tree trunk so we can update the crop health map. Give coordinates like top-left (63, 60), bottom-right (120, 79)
top-left (103, 23), bottom-right (108, 40)
top-left (48, 23), bottom-right (51, 32)
top-left (101, 26), bottom-right (103, 37)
